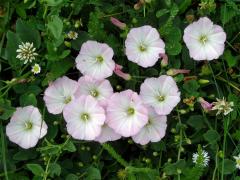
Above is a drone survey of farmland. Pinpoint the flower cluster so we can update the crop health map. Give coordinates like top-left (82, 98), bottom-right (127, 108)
top-left (6, 16), bottom-right (227, 149)
top-left (192, 149), bottom-right (210, 167)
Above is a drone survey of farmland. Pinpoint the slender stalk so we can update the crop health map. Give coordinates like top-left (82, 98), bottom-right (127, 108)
top-left (0, 121), bottom-right (8, 180)
top-left (221, 116), bottom-right (229, 180)
top-left (208, 63), bottom-right (220, 98)
top-left (177, 109), bottom-right (183, 161)
top-left (43, 156), bottom-right (52, 180)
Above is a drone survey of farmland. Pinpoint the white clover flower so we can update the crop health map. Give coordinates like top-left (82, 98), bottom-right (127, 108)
top-left (67, 31), bottom-right (78, 40)
top-left (192, 149), bottom-right (210, 167)
top-left (212, 97), bottom-right (234, 116)
top-left (31, 64), bottom-right (41, 74)
top-left (16, 42), bottom-right (38, 64)
top-left (233, 154), bottom-right (240, 170)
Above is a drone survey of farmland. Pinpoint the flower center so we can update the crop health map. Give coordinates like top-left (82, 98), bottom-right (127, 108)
top-left (237, 159), bottom-right (240, 165)
top-left (157, 95), bottom-right (165, 102)
top-left (199, 35), bottom-right (208, 45)
top-left (96, 56), bottom-right (104, 63)
top-left (24, 121), bottom-right (33, 130)
top-left (127, 107), bottom-right (135, 116)
top-left (64, 96), bottom-right (72, 104)
top-left (139, 44), bottom-right (147, 52)
top-left (90, 89), bottom-right (99, 97)
top-left (81, 113), bottom-right (90, 121)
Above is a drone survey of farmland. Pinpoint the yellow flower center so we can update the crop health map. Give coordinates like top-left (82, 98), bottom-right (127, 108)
top-left (157, 95), bottom-right (165, 102)
top-left (24, 121), bottom-right (33, 130)
top-left (139, 44), bottom-right (147, 52)
top-left (199, 35), bottom-right (208, 45)
top-left (127, 107), bottom-right (135, 116)
top-left (64, 96), bottom-right (72, 104)
top-left (90, 89), bottom-right (99, 97)
top-left (81, 113), bottom-right (90, 121)
top-left (96, 56), bottom-right (104, 63)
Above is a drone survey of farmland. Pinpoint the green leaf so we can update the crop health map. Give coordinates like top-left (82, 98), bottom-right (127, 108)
top-left (13, 149), bottom-right (38, 161)
top-left (187, 115), bottom-right (205, 130)
top-left (203, 130), bottom-right (220, 144)
top-left (63, 140), bottom-right (76, 152)
top-left (26, 164), bottom-right (44, 176)
top-left (47, 15), bottom-right (63, 39)
top-left (48, 163), bottom-right (61, 177)
top-left (164, 160), bottom-right (186, 175)
top-left (0, 99), bottom-right (15, 121)
top-left (166, 41), bottom-right (182, 55)
top-left (183, 80), bottom-right (200, 96)
top-left (223, 50), bottom-right (237, 67)
top-left (85, 167), bottom-right (101, 180)
top-left (20, 93), bottom-right (37, 106)
top-left (16, 19), bottom-right (41, 48)
top-left (43, 0), bottom-right (64, 6)
top-left (156, 9), bottom-right (169, 18)
top-left (66, 174), bottom-right (78, 180)
top-left (219, 159), bottom-right (235, 174)
top-left (5, 31), bottom-right (22, 69)
top-left (72, 31), bottom-right (91, 51)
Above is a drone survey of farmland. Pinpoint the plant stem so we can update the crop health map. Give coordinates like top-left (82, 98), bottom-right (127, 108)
top-left (0, 121), bottom-right (8, 180)
top-left (43, 156), bottom-right (52, 180)
top-left (221, 116), bottom-right (229, 180)
top-left (208, 63), bottom-right (220, 98)
top-left (177, 109), bottom-right (183, 161)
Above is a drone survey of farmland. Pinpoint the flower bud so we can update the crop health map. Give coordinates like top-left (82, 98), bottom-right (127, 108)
top-left (110, 17), bottom-right (126, 30)
top-left (198, 79), bottom-right (210, 84)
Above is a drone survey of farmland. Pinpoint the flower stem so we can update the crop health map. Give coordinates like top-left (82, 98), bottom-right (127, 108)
top-left (177, 109), bottom-right (183, 161)
top-left (208, 63), bottom-right (221, 98)
top-left (221, 116), bottom-right (229, 180)
top-left (101, 143), bottom-right (128, 167)
top-left (43, 156), bottom-right (52, 180)
top-left (0, 121), bottom-right (8, 180)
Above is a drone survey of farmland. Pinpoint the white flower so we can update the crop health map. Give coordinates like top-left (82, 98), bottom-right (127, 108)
top-left (140, 75), bottom-right (180, 115)
top-left (43, 76), bottom-right (78, 114)
top-left (212, 97), bottom-right (234, 115)
top-left (233, 154), bottom-right (240, 170)
top-left (125, 25), bottom-right (165, 67)
top-left (16, 42), bottom-right (38, 64)
top-left (67, 31), bottom-right (78, 40)
top-left (132, 107), bottom-right (167, 145)
top-left (6, 106), bottom-right (48, 149)
top-left (192, 149), bottom-right (210, 167)
top-left (31, 63), bottom-right (41, 74)
top-left (183, 17), bottom-right (226, 61)
top-left (75, 40), bottom-right (115, 80)
top-left (63, 95), bottom-right (106, 140)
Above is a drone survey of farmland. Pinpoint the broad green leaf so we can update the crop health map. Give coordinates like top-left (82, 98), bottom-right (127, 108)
top-left (48, 163), bottom-right (61, 177)
top-left (16, 19), bottom-right (41, 48)
top-left (20, 93), bottom-right (37, 106)
top-left (203, 130), bottom-right (220, 144)
top-left (223, 50), bottom-right (237, 67)
top-left (183, 80), bottom-right (200, 96)
top-left (85, 167), bottom-right (101, 180)
top-left (13, 149), bottom-right (38, 161)
top-left (219, 159), bottom-right (235, 174)
top-left (63, 140), bottom-right (76, 152)
top-left (156, 9), bottom-right (169, 18)
top-left (0, 99), bottom-right (15, 121)
top-left (66, 174), bottom-right (78, 180)
top-left (47, 15), bottom-right (63, 39)
top-left (26, 164), bottom-right (44, 176)
top-left (187, 115), bottom-right (205, 130)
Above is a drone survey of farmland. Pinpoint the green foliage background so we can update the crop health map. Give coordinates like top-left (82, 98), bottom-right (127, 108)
top-left (0, 0), bottom-right (240, 179)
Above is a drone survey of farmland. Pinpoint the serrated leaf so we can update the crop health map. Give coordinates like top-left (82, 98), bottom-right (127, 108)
top-left (85, 167), bottom-right (101, 180)
top-left (48, 163), bottom-right (61, 177)
top-left (187, 115), bottom-right (205, 130)
top-left (156, 9), bottom-right (169, 18)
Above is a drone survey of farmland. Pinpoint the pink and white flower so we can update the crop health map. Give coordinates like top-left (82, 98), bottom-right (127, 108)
top-left (75, 41), bottom-right (115, 80)
top-left (132, 107), bottom-right (167, 145)
top-left (6, 106), bottom-right (48, 149)
top-left (63, 95), bottom-right (105, 140)
top-left (125, 25), bottom-right (165, 68)
top-left (75, 76), bottom-right (113, 107)
top-left (106, 90), bottom-right (148, 137)
top-left (183, 17), bottom-right (226, 61)
top-left (140, 75), bottom-right (180, 115)
top-left (43, 76), bottom-right (78, 114)
top-left (95, 123), bottom-right (121, 143)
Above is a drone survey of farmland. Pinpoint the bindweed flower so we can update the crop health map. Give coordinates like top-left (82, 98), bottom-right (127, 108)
top-left (167, 69), bottom-right (190, 76)
top-left (132, 107), bottom-right (167, 145)
top-left (67, 31), bottom-right (78, 40)
top-left (75, 76), bottom-right (113, 107)
top-left (140, 75), bottom-right (180, 115)
top-left (63, 95), bottom-right (105, 140)
top-left (192, 149), bottom-right (210, 167)
top-left (212, 97), bottom-right (234, 115)
top-left (95, 123), bottom-right (121, 143)
top-left (6, 106), bottom-right (48, 149)
top-left (159, 53), bottom-right (168, 67)
top-left (16, 42), bottom-right (38, 64)
top-left (31, 63), bottom-right (41, 74)
top-left (183, 17), bottom-right (226, 61)
top-left (114, 64), bottom-right (131, 80)
top-left (75, 40), bottom-right (115, 80)
top-left (198, 97), bottom-right (213, 112)
top-left (106, 90), bottom-right (148, 137)
top-left (43, 76), bottom-right (78, 114)
top-left (125, 25), bottom-right (165, 68)
top-left (233, 154), bottom-right (240, 170)
top-left (110, 17), bottom-right (126, 30)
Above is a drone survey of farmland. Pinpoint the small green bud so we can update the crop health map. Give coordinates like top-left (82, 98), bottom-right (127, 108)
top-left (64, 41), bottom-right (71, 48)
top-left (92, 155), bottom-right (97, 160)
top-left (145, 158), bottom-right (151, 164)
top-left (177, 169), bottom-right (182, 174)
top-left (198, 79), bottom-right (210, 84)
top-left (153, 152), bottom-right (158, 156)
